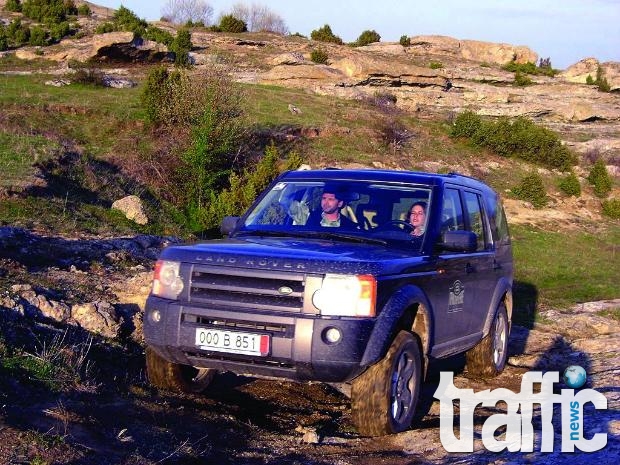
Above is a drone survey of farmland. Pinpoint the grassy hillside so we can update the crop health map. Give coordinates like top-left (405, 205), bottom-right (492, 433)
top-left (0, 69), bottom-right (618, 314)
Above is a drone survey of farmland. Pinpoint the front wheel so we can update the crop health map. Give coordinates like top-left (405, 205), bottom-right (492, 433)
top-left (351, 331), bottom-right (422, 436)
top-left (146, 347), bottom-right (216, 393)
top-left (465, 302), bottom-right (509, 378)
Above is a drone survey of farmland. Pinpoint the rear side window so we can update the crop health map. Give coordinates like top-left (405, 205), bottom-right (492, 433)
top-left (463, 191), bottom-right (487, 251)
top-left (441, 188), bottom-right (464, 233)
top-left (495, 200), bottom-right (510, 243)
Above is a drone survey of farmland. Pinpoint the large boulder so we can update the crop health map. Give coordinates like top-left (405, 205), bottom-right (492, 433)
top-left (112, 195), bottom-right (148, 225)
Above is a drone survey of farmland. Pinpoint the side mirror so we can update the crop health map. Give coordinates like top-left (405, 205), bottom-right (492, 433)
top-left (438, 230), bottom-right (477, 253)
top-left (220, 216), bottom-right (240, 236)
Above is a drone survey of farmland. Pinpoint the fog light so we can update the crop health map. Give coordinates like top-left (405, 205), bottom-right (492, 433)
top-left (151, 309), bottom-right (162, 323)
top-left (323, 327), bottom-right (342, 344)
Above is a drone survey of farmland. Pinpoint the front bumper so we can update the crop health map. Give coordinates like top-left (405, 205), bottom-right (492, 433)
top-left (143, 296), bottom-right (375, 382)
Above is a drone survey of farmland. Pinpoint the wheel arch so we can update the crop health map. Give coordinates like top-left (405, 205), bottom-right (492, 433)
top-left (482, 277), bottom-right (513, 337)
top-left (361, 285), bottom-right (434, 372)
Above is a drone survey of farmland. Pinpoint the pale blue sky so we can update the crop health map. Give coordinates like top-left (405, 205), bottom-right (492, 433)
top-left (95, 0), bottom-right (619, 69)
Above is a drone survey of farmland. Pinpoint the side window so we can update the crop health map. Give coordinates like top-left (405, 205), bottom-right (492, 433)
top-left (441, 188), bottom-right (464, 233)
top-left (463, 191), bottom-right (486, 251)
top-left (495, 200), bottom-right (510, 243)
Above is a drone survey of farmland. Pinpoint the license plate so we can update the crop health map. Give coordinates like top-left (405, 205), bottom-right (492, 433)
top-left (195, 328), bottom-right (270, 356)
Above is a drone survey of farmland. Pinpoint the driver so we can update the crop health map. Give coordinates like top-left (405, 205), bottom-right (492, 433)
top-left (408, 201), bottom-right (427, 237)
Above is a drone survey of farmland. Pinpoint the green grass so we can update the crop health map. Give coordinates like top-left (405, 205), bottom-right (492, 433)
top-left (0, 132), bottom-right (61, 186)
top-left (511, 224), bottom-right (620, 312)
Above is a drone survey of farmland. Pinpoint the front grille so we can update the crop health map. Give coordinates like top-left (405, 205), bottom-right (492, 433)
top-left (185, 316), bottom-right (293, 338)
top-left (189, 265), bottom-right (306, 313)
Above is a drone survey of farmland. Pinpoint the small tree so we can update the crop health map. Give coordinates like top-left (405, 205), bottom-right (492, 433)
top-left (218, 14), bottom-right (247, 33)
top-left (171, 28), bottom-right (192, 67)
top-left (0, 25), bottom-right (8, 51)
top-left (310, 47), bottom-right (328, 64)
top-left (513, 173), bottom-right (548, 208)
top-left (355, 29), bottom-right (380, 46)
top-left (29, 25), bottom-right (47, 46)
top-left (587, 159), bottom-right (612, 198)
top-left (310, 24), bottom-right (343, 44)
top-left (161, 0), bottom-right (214, 26)
top-left (558, 172), bottom-right (581, 197)
top-left (399, 35), bottom-right (410, 47)
top-left (585, 74), bottom-right (594, 85)
top-left (594, 65), bottom-right (611, 92)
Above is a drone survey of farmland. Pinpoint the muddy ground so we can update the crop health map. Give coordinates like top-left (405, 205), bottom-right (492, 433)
top-left (0, 228), bottom-right (618, 465)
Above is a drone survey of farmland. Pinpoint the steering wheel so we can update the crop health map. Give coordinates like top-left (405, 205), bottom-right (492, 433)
top-left (375, 220), bottom-right (414, 233)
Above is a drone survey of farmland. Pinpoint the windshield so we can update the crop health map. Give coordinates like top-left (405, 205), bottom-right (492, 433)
top-left (237, 180), bottom-right (433, 252)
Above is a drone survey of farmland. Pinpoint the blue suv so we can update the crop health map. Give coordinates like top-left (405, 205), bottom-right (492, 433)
top-left (143, 169), bottom-right (513, 436)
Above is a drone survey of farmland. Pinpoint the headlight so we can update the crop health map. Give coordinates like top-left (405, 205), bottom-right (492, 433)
top-left (312, 274), bottom-right (376, 317)
top-left (152, 260), bottom-right (184, 300)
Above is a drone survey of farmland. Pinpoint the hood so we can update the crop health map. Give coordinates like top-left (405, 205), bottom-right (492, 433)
top-left (159, 236), bottom-right (428, 276)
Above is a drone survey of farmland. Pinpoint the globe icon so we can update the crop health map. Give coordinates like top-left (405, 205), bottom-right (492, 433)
top-left (563, 365), bottom-right (587, 389)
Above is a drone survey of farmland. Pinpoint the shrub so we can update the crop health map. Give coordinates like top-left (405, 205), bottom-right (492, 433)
top-left (429, 61), bottom-right (443, 69)
top-left (355, 29), bottom-right (380, 46)
top-left (310, 47), bottom-right (328, 64)
top-left (171, 28), bottom-right (192, 67)
top-left (558, 172), bottom-right (581, 197)
top-left (7, 19), bottom-right (30, 46)
top-left (399, 35), bottom-right (410, 47)
top-left (5, 0), bottom-right (22, 12)
top-left (144, 26), bottom-right (174, 46)
top-left (0, 26), bottom-right (7, 51)
top-left (71, 67), bottom-right (105, 87)
top-left (77, 4), bottom-right (90, 16)
top-left (49, 21), bottom-right (70, 42)
top-left (513, 173), bottom-right (548, 208)
top-left (451, 110), bottom-right (483, 138)
top-left (601, 198), bottom-right (620, 219)
top-left (585, 74), bottom-right (594, 85)
top-left (594, 65), bottom-right (611, 92)
top-left (514, 71), bottom-right (533, 86)
top-left (95, 22), bottom-right (115, 34)
top-left (587, 159), bottom-right (612, 198)
top-left (113, 5), bottom-right (147, 36)
top-left (28, 25), bottom-right (47, 46)
top-left (502, 59), bottom-right (556, 77)
top-left (21, 0), bottom-right (71, 24)
top-left (218, 14), bottom-right (247, 33)
top-left (310, 24), bottom-right (343, 45)
top-left (451, 111), bottom-right (576, 170)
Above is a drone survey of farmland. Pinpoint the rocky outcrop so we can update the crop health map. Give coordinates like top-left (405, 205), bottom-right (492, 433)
top-left (112, 195), bottom-right (148, 225)
top-left (561, 58), bottom-right (620, 91)
top-left (407, 35), bottom-right (538, 65)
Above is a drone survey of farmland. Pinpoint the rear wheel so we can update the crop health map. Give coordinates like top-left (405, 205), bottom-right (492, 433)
top-left (351, 331), bottom-right (422, 436)
top-left (466, 303), bottom-right (509, 378)
top-left (145, 347), bottom-right (216, 393)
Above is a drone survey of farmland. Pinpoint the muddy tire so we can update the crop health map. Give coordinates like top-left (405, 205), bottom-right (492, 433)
top-left (466, 303), bottom-right (509, 378)
top-left (145, 347), bottom-right (216, 393)
top-left (351, 331), bottom-right (422, 436)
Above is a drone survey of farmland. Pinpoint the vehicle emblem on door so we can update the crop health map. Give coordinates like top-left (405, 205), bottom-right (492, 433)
top-left (278, 286), bottom-right (293, 295)
top-left (448, 280), bottom-right (465, 313)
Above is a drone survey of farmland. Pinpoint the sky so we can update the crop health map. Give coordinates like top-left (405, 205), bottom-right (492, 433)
top-left (94, 0), bottom-right (620, 69)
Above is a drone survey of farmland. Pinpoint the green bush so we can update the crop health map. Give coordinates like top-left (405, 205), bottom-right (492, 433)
top-left (21, 0), bottom-right (72, 24)
top-left (355, 29), bottom-right (380, 46)
top-left (558, 172), bottom-right (581, 197)
top-left (429, 61), bottom-right (443, 69)
top-left (218, 14), bottom-right (247, 33)
top-left (28, 25), bottom-right (47, 46)
top-left (587, 159), bottom-right (612, 198)
top-left (71, 67), bottom-right (105, 87)
top-left (310, 24), bottom-right (343, 44)
top-left (310, 48), bottom-right (328, 64)
top-left (4, 0), bottom-right (22, 13)
top-left (502, 60), bottom-right (556, 77)
top-left (586, 74), bottom-right (594, 85)
top-left (594, 65), bottom-right (611, 92)
top-left (7, 19), bottom-right (30, 46)
top-left (450, 111), bottom-right (576, 170)
top-left (0, 26), bottom-right (7, 51)
top-left (451, 110), bottom-right (483, 138)
top-left (601, 198), bottom-right (620, 219)
top-left (171, 28), bottom-right (192, 67)
top-left (49, 21), bottom-right (70, 42)
top-left (399, 35), bottom-right (410, 47)
top-left (514, 71), bottom-right (533, 86)
top-left (95, 22), bottom-right (115, 34)
top-left (513, 173), bottom-right (548, 208)
top-left (77, 4), bottom-right (90, 16)
top-left (143, 26), bottom-right (174, 46)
